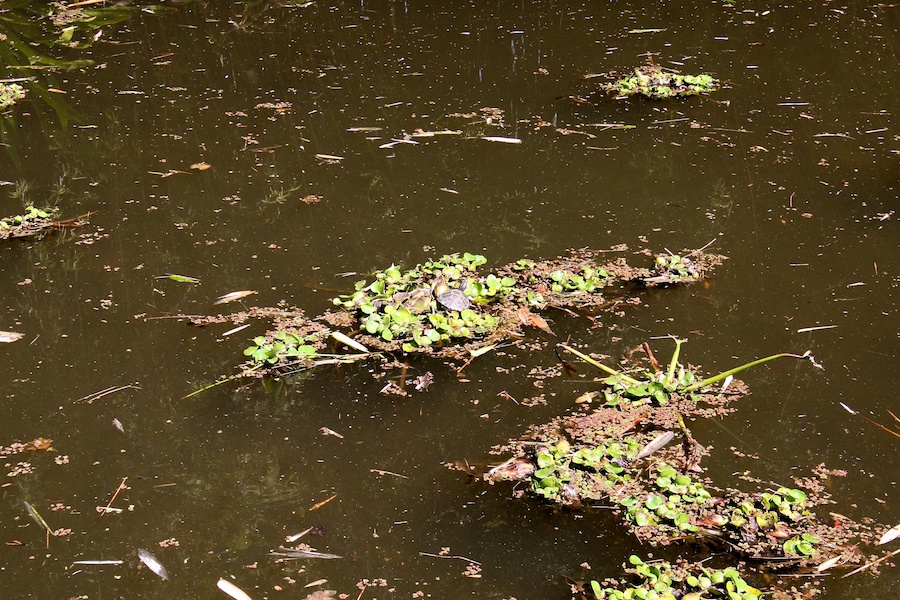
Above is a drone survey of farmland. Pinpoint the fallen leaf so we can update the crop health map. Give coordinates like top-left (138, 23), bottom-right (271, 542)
top-left (214, 290), bottom-right (257, 305)
top-left (138, 548), bottom-right (169, 581)
top-left (300, 195), bottom-right (322, 204)
top-left (0, 331), bottom-right (24, 343)
top-left (217, 578), bottom-right (253, 600)
top-left (25, 438), bottom-right (54, 451)
top-left (516, 306), bottom-right (555, 336)
top-left (190, 162), bottom-right (212, 170)
top-left (878, 523), bottom-right (900, 546)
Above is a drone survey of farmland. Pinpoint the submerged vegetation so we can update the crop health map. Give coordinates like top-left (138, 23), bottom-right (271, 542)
top-left (603, 65), bottom-right (719, 100)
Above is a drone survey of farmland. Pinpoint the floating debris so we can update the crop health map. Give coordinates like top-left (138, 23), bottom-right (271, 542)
top-left (602, 65), bottom-right (719, 99)
top-left (217, 578), bottom-right (253, 600)
top-left (137, 548), bottom-right (169, 581)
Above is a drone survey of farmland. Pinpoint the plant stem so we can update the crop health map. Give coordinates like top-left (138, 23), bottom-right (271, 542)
top-left (666, 338), bottom-right (685, 386)
top-left (559, 344), bottom-right (641, 385)
top-left (683, 353), bottom-right (811, 392)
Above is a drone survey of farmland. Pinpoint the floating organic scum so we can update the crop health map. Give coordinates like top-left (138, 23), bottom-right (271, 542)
top-left (603, 65), bottom-right (719, 100)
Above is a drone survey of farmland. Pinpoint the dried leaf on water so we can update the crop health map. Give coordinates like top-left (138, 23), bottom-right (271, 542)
top-left (304, 579), bottom-right (328, 588)
top-left (270, 546), bottom-right (343, 560)
top-left (112, 418), bottom-right (125, 433)
top-left (157, 274), bottom-right (200, 284)
top-left (330, 331), bottom-right (369, 353)
top-left (214, 290), bottom-right (257, 305)
top-left (190, 162), bottom-right (212, 170)
top-left (815, 556), bottom-right (842, 572)
top-left (137, 548), bottom-right (169, 581)
top-left (516, 306), bottom-right (555, 336)
top-left (0, 331), bottom-right (24, 343)
top-left (878, 523), bottom-right (900, 546)
top-left (217, 578), bottom-right (253, 600)
top-left (634, 431), bottom-right (676, 461)
top-left (25, 437), bottom-right (54, 451)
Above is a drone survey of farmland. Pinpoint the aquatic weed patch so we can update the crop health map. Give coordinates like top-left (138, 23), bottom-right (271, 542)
top-left (0, 206), bottom-right (58, 240)
top-left (0, 83), bottom-right (26, 110)
top-left (480, 342), bottom-right (887, 596)
top-left (603, 65), bottom-right (720, 100)
top-left (586, 555), bottom-right (761, 600)
top-left (180, 248), bottom-right (726, 392)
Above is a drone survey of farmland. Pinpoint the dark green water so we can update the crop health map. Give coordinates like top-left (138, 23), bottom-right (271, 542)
top-left (1, 1), bottom-right (897, 598)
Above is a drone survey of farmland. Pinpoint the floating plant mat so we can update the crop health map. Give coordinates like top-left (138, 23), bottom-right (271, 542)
top-left (181, 248), bottom-right (726, 389)
top-left (478, 341), bottom-right (894, 597)
top-left (601, 65), bottom-right (720, 100)
top-left (0, 206), bottom-right (88, 241)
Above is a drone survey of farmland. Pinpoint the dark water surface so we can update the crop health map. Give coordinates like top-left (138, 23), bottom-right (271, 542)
top-left (1, 1), bottom-right (897, 598)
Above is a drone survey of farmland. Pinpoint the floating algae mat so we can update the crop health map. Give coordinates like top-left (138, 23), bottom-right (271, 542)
top-left (603, 65), bottom-right (719, 100)
top-left (184, 248), bottom-right (726, 386)
top-left (479, 340), bottom-right (895, 598)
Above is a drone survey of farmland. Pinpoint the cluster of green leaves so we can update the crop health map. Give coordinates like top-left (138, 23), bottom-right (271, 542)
top-left (654, 254), bottom-right (698, 280)
top-left (544, 266), bottom-right (610, 294)
top-left (611, 68), bottom-right (719, 99)
top-left (603, 367), bottom-right (697, 407)
top-left (243, 331), bottom-right (318, 366)
top-left (727, 487), bottom-right (810, 530)
top-left (333, 253), bottom-right (514, 351)
top-left (589, 555), bottom-right (761, 600)
top-left (0, 205), bottom-right (54, 230)
top-left (783, 533), bottom-right (819, 558)
top-left (618, 463), bottom-right (711, 532)
top-left (0, 83), bottom-right (25, 110)
top-left (531, 439), bottom-right (640, 500)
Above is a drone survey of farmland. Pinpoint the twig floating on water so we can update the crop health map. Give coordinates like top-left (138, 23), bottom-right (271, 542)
top-left (796, 325), bottom-right (837, 333)
top-left (72, 560), bottom-right (124, 566)
top-left (100, 478), bottom-right (128, 516)
top-left (370, 469), bottom-right (409, 479)
top-left (841, 547), bottom-right (900, 578)
top-left (481, 136), bottom-right (522, 144)
top-left (308, 493), bottom-right (337, 512)
top-left (419, 551), bottom-right (481, 565)
top-left (75, 383), bottom-right (141, 404)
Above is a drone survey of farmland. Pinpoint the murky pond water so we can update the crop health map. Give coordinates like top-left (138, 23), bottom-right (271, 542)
top-left (1, 1), bottom-right (897, 598)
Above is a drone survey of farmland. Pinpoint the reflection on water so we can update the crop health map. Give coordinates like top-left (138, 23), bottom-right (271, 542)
top-left (0, 1), bottom-right (897, 598)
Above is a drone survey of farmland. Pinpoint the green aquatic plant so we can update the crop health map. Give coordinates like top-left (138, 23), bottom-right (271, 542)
top-left (333, 252), bottom-right (513, 352)
top-left (0, 205), bottom-right (53, 230)
top-left (545, 265), bottom-right (610, 294)
top-left (0, 83), bottom-right (25, 110)
top-left (243, 331), bottom-right (320, 365)
top-left (560, 338), bottom-right (821, 408)
top-left (605, 66), bottom-right (719, 100)
top-left (618, 463), bottom-right (711, 532)
top-left (589, 556), bottom-right (761, 600)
